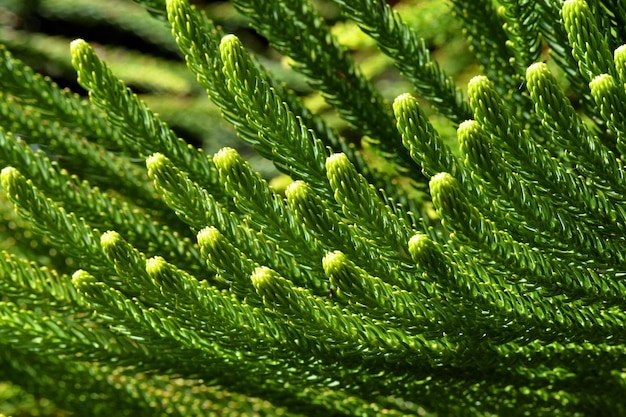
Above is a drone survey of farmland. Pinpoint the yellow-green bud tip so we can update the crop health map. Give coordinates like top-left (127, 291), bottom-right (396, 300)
top-left (220, 34), bottom-right (240, 47)
top-left (322, 250), bottom-right (346, 275)
top-left (526, 61), bottom-right (548, 76)
top-left (524, 62), bottom-right (553, 90)
top-left (562, 0), bottom-right (587, 16)
top-left (71, 269), bottom-right (96, 289)
top-left (250, 266), bottom-right (274, 290)
top-left (429, 172), bottom-right (459, 202)
top-left (392, 92), bottom-right (416, 111)
top-left (165, 0), bottom-right (180, 10)
top-left (467, 75), bottom-right (490, 88)
top-left (219, 34), bottom-right (245, 63)
top-left (408, 233), bottom-right (430, 260)
top-left (392, 93), bottom-right (422, 123)
top-left (458, 119), bottom-right (478, 132)
top-left (197, 226), bottom-right (222, 249)
top-left (467, 75), bottom-right (494, 101)
top-left (0, 166), bottom-right (20, 191)
top-left (100, 230), bottom-right (122, 249)
top-left (213, 147), bottom-right (242, 170)
top-left (430, 172), bottom-right (455, 188)
top-left (285, 180), bottom-right (308, 201)
top-left (589, 73), bottom-right (616, 94)
top-left (145, 256), bottom-right (166, 276)
top-left (69, 38), bottom-right (89, 54)
top-left (146, 153), bottom-right (167, 170)
top-left (394, 92), bottom-right (414, 104)
top-left (325, 153), bottom-right (350, 173)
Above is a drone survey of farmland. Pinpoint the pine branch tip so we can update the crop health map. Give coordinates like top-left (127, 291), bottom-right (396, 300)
top-left (429, 172), bottom-right (467, 219)
top-left (71, 269), bottom-right (96, 289)
top-left (392, 92), bottom-right (416, 110)
top-left (219, 34), bottom-right (246, 65)
top-left (70, 39), bottom-right (95, 73)
top-left (589, 73), bottom-right (615, 92)
top-left (430, 172), bottom-right (454, 188)
top-left (408, 232), bottom-right (428, 251)
top-left (145, 153), bottom-right (167, 169)
top-left (457, 119), bottom-right (477, 131)
top-left (69, 38), bottom-right (88, 54)
top-left (525, 62), bottom-right (552, 88)
top-left (284, 180), bottom-right (307, 200)
top-left (165, 0), bottom-right (184, 9)
top-left (145, 256), bottom-right (166, 275)
top-left (467, 75), bottom-right (492, 95)
top-left (408, 233), bottom-right (440, 267)
top-left (325, 152), bottom-right (349, 171)
top-left (0, 166), bottom-right (20, 190)
top-left (526, 61), bottom-right (548, 74)
top-left (321, 250), bottom-right (346, 275)
top-left (220, 34), bottom-right (240, 46)
top-left (197, 226), bottom-right (221, 248)
top-left (562, 0), bottom-right (585, 12)
top-left (100, 230), bottom-right (122, 249)
top-left (250, 266), bottom-right (275, 292)
top-left (213, 147), bottom-right (241, 169)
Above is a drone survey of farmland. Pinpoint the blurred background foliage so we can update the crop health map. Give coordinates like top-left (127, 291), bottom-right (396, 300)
top-left (0, 0), bottom-right (473, 414)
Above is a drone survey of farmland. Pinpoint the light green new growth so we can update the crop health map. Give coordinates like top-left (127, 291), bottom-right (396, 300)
top-left (2, 0), bottom-right (626, 416)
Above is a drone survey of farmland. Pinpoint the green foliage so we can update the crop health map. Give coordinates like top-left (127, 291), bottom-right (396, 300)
top-left (1, 0), bottom-right (626, 415)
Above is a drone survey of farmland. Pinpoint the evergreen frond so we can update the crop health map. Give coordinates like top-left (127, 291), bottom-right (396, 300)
top-left (3, 0), bottom-right (626, 415)
top-left (333, 0), bottom-right (471, 122)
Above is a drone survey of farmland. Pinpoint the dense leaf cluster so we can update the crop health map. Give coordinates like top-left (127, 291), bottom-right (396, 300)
top-left (0, 0), bottom-right (625, 416)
